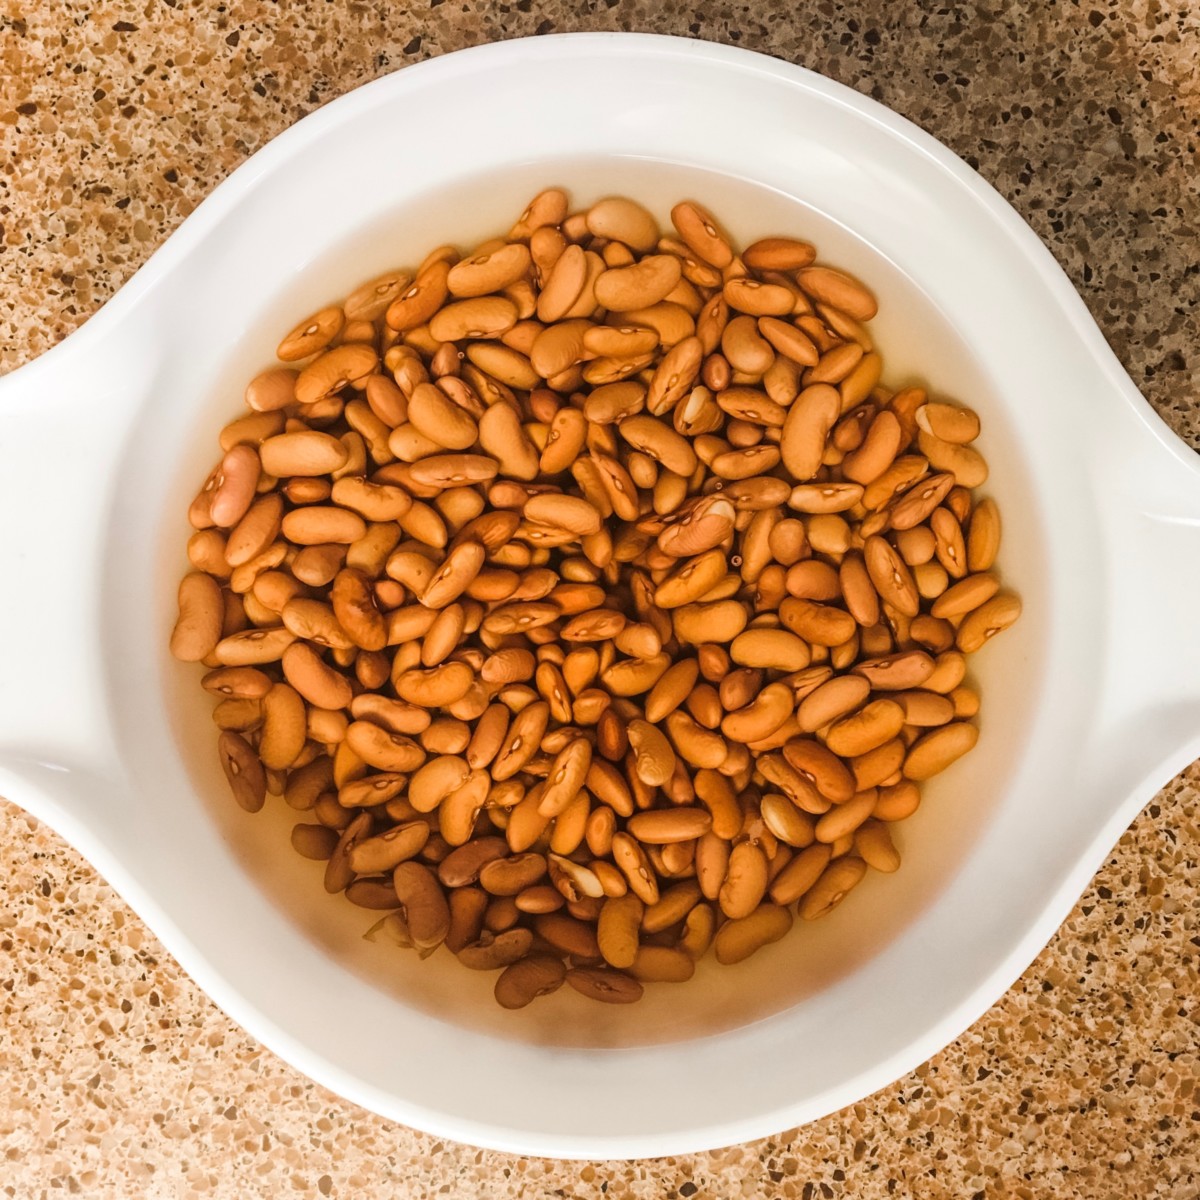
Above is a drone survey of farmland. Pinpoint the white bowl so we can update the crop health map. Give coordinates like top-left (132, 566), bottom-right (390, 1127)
top-left (1, 33), bottom-right (1197, 1159)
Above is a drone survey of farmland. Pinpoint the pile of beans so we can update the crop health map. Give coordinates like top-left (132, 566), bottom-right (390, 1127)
top-left (171, 190), bottom-right (1020, 1010)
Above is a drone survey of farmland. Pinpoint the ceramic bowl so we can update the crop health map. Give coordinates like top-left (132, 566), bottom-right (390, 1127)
top-left (2, 33), bottom-right (1197, 1158)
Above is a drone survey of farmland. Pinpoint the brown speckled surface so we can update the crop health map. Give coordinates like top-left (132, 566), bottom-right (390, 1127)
top-left (2, 3), bottom-right (1199, 1197)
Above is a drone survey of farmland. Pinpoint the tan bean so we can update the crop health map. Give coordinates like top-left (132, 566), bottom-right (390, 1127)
top-left (346, 269), bottom-right (413, 323)
top-left (670, 200), bottom-right (733, 268)
top-left (626, 718), bottom-right (678, 787)
top-left (782, 738), bottom-right (856, 802)
top-left (244, 367), bottom-right (298, 413)
top-left (966, 496), bottom-right (1001, 571)
top-left (629, 944), bottom-right (695, 983)
top-left (256, 434), bottom-right (345, 480)
top-left (779, 598), bottom-right (857, 649)
top-left (863, 535), bottom-right (920, 617)
top-left (853, 649), bottom-right (936, 691)
top-left (535, 243), bottom-right (588, 322)
top-left (755, 316), bottom-right (818, 369)
top-left (438, 769), bottom-right (489, 846)
top-left (291, 543), bottom-right (345, 588)
top-left (404, 381), bottom-right (477, 452)
top-left (742, 237), bottom-right (816, 271)
top-left (437, 836), bottom-right (508, 889)
top-left (694, 830), bottom-right (730, 901)
top-left (217, 731), bottom-right (267, 812)
top-left (281, 506), bottom-right (366, 546)
top-left (639, 658), bottom-right (698, 723)
top-left (903, 721), bottom-right (979, 780)
top-left (956, 592), bottom-right (1021, 653)
top-left (583, 324), bottom-right (660, 360)
top-left (799, 856), bottom-right (868, 920)
top-left (719, 841), bottom-right (769, 919)
top-left (510, 188), bottom-right (569, 239)
top-left (348, 820), bottom-right (429, 874)
top-left (281, 642), bottom-right (353, 710)
top-left (611, 833), bottom-right (659, 905)
top-left (917, 429), bottom-right (988, 488)
top-left (719, 276), bottom-right (792, 317)
top-left (626, 807), bottom-right (712, 844)
top-left (481, 701), bottom-right (548, 784)
top-left (633, 881), bottom-right (699, 935)
top-left (276, 305), bottom-right (344, 361)
top-left (916, 401), bottom-right (980, 444)
top-left (919, 651), bottom-right (966, 697)
top-left (864, 455), bottom-right (930, 513)
top-left (672, 902), bottom-right (714, 960)
top-left (527, 320), bottom-right (586, 381)
top-left (494, 954), bottom-right (567, 1009)
top-left (665, 709), bottom-right (727, 768)
top-left (446, 890), bottom-right (493, 961)
top-left (218, 412), bottom-right (285, 458)
top-left (291, 822), bottom-right (339, 861)
top-left (796, 266), bottom-right (877, 321)
top-left (478, 852), bottom-right (547, 896)
top-left (325, 568), bottom-right (385, 653)
top-left (213, 626), bottom-right (296, 666)
top-left (594, 255), bottom-right (683, 312)
top-left (873, 780), bottom-right (920, 821)
top-left (618, 414), bottom-right (698, 477)
top-left (529, 912), bottom-right (597, 961)
top-left (323, 813), bottom-right (371, 893)
top-left (780, 383), bottom-right (841, 480)
top-left (895, 689), bottom-right (955, 726)
top-left (691, 769), bottom-right (743, 840)
top-left (714, 903), bottom-right (794, 965)
top-left (449, 926), bottom-right (530, 970)
top-left (720, 315), bottom-right (773, 376)
top-left (393, 662), bottom-right (475, 708)
top-left (855, 819), bottom-right (901, 872)
top-left (645, 335), bottom-right (705, 417)
top-left (333, 772), bottom-right (403, 811)
top-left (535, 736), bottom-right (592, 819)
top-left (586, 197), bottom-right (659, 252)
top-left (720, 680), bottom-right (795, 744)
top-left (929, 572), bottom-right (999, 619)
top-left (257, 683), bottom-right (307, 770)
top-left (426, 296), bottom-right (517, 344)
top-left (760, 792), bottom-right (814, 847)
top-left (478, 403), bottom-right (541, 481)
top-left (566, 966), bottom-right (643, 1004)
top-left (202, 666), bottom-right (272, 699)
top-left (205, 445), bottom-right (261, 530)
top-left (345, 721), bottom-right (426, 772)
top-left (391, 862), bottom-right (450, 951)
top-left (171, 572), bottom-right (224, 662)
top-left (929, 507), bottom-right (966, 580)
top-left (673, 599), bottom-right (748, 646)
top-left (814, 789), bottom-right (877, 843)
top-left (825, 699), bottom-right (906, 758)
top-left (294, 343), bottom-right (378, 405)
top-left (447, 242), bottom-right (531, 298)
top-left (408, 753), bottom-right (472, 811)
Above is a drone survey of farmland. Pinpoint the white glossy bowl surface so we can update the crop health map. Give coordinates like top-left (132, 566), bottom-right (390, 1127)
top-left (1, 34), bottom-right (1198, 1158)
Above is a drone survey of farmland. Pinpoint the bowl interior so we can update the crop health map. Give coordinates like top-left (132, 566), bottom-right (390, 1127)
top-left (128, 153), bottom-right (1048, 1048)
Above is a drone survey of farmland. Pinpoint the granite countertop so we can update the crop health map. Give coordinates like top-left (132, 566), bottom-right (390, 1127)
top-left (2, 3), bottom-right (1198, 1196)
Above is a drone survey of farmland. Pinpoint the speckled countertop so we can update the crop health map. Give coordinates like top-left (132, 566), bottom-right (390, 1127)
top-left (2, 3), bottom-right (1198, 1197)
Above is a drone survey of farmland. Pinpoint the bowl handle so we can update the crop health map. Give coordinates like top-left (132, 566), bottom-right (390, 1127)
top-left (0, 326), bottom-right (155, 824)
top-left (1086, 397), bottom-right (1200, 798)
